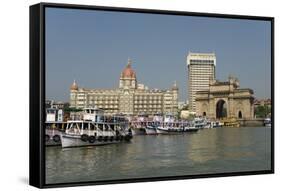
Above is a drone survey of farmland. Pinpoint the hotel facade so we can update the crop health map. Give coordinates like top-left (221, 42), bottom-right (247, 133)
top-left (70, 59), bottom-right (179, 115)
top-left (187, 52), bottom-right (216, 112)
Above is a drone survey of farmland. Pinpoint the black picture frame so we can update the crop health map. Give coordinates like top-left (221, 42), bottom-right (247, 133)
top-left (29, 2), bottom-right (274, 188)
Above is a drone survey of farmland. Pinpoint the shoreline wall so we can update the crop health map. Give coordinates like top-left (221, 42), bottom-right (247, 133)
top-left (238, 118), bottom-right (264, 127)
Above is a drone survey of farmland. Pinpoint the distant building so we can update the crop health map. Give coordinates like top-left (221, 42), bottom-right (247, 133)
top-left (254, 98), bottom-right (271, 107)
top-left (70, 59), bottom-right (178, 115)
top-left (187, 52), bottom-right (216, 112)
top-left (180, 110), bottom-right (196, 119)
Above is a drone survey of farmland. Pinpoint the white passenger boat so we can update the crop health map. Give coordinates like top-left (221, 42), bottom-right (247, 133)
top-left (45, 122), bottom-right (66, 146)
top-left (158, 113), bottom-right (199, 134)
top-left (145, 122), bottom-right (159, 135)
top-left (211, 121), bottom-right (223, 128)
top-left (156, 122), bottom-right (199, 135)
top-left (45, 108), bottom-right (66, 146)
top-left (144, 113), bottom-right (163, 135)
top-left (60, 108), bottom-right (133, 148)
top-left (156, 125), bottom-right (183, 135)
top-left (193, 117), bottom-right (208, 129)
top-left (131, 113), bottom-right (148, 135)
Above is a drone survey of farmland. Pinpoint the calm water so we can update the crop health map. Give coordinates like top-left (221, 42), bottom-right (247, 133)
top-left (46, 127), bottom-right (271, 184)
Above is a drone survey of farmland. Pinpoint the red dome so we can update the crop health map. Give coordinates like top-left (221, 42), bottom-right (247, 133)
top-left (121, 59), bottom-right (136, 78)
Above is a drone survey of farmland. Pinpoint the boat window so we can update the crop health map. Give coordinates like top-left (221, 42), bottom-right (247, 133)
top-left (88, 123), bottom-right (92, 130)
top-left (84, 123), bottom-right (89, 130)
top-left (110, 125), bottom-right (115, 131)
top-left (98, 124), bottom-right (103, 130)
top-left (93, 123), bottom-right (97, 130)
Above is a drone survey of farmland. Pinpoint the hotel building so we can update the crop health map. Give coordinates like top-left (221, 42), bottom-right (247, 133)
top-left (187, 52), bottom-right (216, 112)
top-left (70, 59), bottom-right (178, 115)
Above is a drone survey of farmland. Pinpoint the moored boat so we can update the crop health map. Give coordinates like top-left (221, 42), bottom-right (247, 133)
top-left (221, 117), bottom-right (240, 127)
top-left (60, 120), bottom-right (132, 148)
top-left (264, 117), bottom-right (271, 127)
top-left (145, 123), bottom-right (158, 135)
top-left (60, 107), bottom-right (133, 148)
top-left (192, 117), bottom-right (208, 129)
top-left (144, 113), bottom-right (163, 135)
top-left (130, 113), bottom-right (148, 135)
top-left (156, 121), bottom-right (199, 135)
top-left (211, 121), bottom-right (223, 128)
top-left (156, 126), bottom-right (183, 135)
top-left (45, 122), bottom-right (66, 146)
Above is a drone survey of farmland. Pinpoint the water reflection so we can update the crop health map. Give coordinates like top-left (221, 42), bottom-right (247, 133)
top-left (46, 127), bottom-right (271, 184)
top-left (188, 129), bottom-right (219, 162)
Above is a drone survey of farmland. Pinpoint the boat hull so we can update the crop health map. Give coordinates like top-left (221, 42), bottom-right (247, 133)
top-left (156, 126), bottom-right (199, 135)
top-left (132, 127), bottom-right (146, 135)
top-left (45, 129), bottom-right (62, 146)
top-left (184, 128), bottom-right (199, 133)
top-left (156, 127), bottom-right (183, 135)
top-left (145, 126), bottom-right (157, 135)
top-left (60, 134), bottom-right (131, 148)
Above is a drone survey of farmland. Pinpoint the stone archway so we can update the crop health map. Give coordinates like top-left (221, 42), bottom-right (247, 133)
top-left (216, 99), bottom-right (227, 119)
top-left (195, 78), bottom-right (254, 119)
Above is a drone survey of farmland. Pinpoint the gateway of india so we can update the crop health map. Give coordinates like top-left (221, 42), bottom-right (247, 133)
top-left (70, 59), bottom-right (178, 115)
top-left (187, 52), bottom-right (255, 119)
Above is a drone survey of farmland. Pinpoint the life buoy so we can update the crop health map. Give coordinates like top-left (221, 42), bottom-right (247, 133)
top-left (98, 136), bottom-right (103, 142)
top-left (103, 136), bottom-right (108, 142)
top-left (45, 134), bottom-right (50, 142)
top-left (110, 136), bottom-right (114, 142)
top-left (53, 135), bottom-right (60, 142)
top-left (88, 136), bottom-right (96, 143)
top-left (81, 134), bottom-right (89, 142)
top-left (115, 136), bottom-right (120, 141)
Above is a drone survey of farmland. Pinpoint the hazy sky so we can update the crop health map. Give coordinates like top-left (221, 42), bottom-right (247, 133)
top-left (46, 7), bottom-right (271, 102)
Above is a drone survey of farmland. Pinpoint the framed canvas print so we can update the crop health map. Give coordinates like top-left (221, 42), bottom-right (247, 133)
top-left (29, 2), bottom-right (274, 188)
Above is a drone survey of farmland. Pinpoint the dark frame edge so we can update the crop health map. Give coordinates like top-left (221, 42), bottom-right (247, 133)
top-left (29, 3), bottom-right (44, 188)
top-left (40, 2), bottom-right (274, 21)
top-left (270, 17), bottom-right (274, 174)
top-left (29, 2), bottom-right (274, 189)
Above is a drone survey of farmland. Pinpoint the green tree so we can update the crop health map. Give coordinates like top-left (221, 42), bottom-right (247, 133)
top-left (64, 107), bottom-right (83, 113)
top-left (255, 105), bottom-right (271, 118)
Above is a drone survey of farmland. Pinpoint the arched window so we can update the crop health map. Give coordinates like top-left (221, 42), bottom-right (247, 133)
top-left (238, 111), bottom-right (242, 118)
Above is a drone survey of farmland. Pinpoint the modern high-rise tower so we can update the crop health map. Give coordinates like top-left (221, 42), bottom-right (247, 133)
top-left (187, 52), bottom-right (216, 112)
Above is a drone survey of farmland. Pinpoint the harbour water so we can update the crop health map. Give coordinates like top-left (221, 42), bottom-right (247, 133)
top-left (46, 127), bottom-right (271, 184)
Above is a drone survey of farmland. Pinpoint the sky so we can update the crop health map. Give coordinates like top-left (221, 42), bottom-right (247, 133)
top-left (45, 7), bottom-right (272, 102)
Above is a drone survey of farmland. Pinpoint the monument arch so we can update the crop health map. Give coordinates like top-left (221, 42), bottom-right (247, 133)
top-left (216, 99), bottom-right (227, 119)
top-left (195, 77), bottom-right (254, 119)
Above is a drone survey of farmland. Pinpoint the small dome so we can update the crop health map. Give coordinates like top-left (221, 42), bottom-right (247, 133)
top-left (70, 80), bottom-right (78, 91)
top-left (121, 58), bottom-right (136, 78)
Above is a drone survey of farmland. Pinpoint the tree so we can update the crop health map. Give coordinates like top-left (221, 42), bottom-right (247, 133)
top-left (63, 107), bottom-right (83, 113)
top-left (255, 105), bottom-right (271, 118)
